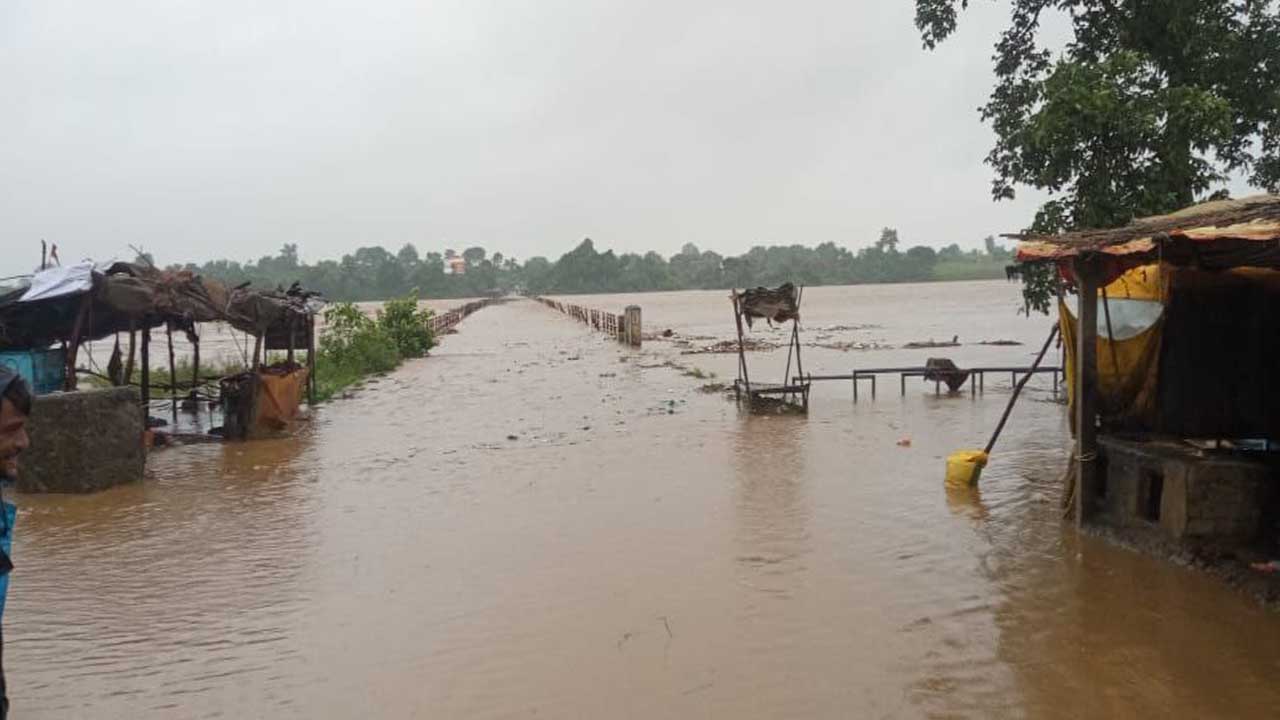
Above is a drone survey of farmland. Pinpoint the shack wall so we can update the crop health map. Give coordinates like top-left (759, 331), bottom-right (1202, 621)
top-left (1157, 270), bottom-right (1280, 438)
top-left (18, 387), bottom-right (146, 493)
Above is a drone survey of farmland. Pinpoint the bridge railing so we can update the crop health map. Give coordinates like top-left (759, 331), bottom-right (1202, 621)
top-left (533, 297), bottom-right (641, 346)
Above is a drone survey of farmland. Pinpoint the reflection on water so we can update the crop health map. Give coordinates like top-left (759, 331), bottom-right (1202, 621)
top-left (9, 283), bottom-right (1280, 718)
top-left (732, 413), bottom-right (811, 605)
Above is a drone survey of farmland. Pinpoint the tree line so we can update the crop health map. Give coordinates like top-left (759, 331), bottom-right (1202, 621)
top-left (166, 229), bottom-right (1013, 302)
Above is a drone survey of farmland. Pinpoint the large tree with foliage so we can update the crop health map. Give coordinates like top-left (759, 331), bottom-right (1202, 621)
top-left (916, 0), bottom-right (1280, 240)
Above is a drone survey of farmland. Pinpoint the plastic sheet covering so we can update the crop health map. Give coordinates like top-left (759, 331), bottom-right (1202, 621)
top-left (19, 262), bottom-right (94, 303)
top-left (256, 367), bottom-right (309, 431)
top-left (1060, 295), bottom-right (1164, 433)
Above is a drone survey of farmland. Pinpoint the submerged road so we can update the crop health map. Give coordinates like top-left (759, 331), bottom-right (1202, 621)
top-left (10, 294), bottom-right (1280, 718)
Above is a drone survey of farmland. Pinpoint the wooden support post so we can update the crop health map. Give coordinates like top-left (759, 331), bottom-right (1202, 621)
top-left (252, 333), bottom-right (263, 369)
top-left (140, 326), bottom-right (151, 424)
top-left (190, 327), bottom-right (201, 403)
top-left (287, 317), bottom-right (297, 364)
top-left (64, 293), bottom-right (93, 391)
top-left (167, 323), bottom-right (177, 416)
top-left (1075, 257), bottom-right (1102, 527)
top-left (307, 316), bottom-right (317, 406)
top-left (731, 293), bottom-right (750, 396)
top-left (124, 321), bottom-right (137, 386)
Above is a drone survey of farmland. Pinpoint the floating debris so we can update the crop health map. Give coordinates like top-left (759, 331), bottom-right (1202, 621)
top-left (682, 338), bottom-right (778, 354)
top-left (809, 340), bottom-right (893, 352)
top-left (904, 335), bottom-right (960, 349)
top-left (814, 323), bottom-right (883, 332)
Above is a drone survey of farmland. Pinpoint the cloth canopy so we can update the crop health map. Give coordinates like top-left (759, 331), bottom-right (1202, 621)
top-left (735, 283), bottom-right (800, 328)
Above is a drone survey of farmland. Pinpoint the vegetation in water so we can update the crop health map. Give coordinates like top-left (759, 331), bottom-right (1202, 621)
top-left (313, 294), bottom-right (435, 402)
top-left (165, 229), bottom-right (1016, 303)
top-left (916, 0), bottom-right (1280, 313)
top-left (81, 357), bottom-right (250, 398)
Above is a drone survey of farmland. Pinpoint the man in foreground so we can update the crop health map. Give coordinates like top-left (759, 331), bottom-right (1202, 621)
top-left (0, 369), bottom-right (33, 719)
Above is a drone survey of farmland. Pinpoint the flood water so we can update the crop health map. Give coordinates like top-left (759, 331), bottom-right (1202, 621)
top-left (11, 281), bottom-right (1280, 718)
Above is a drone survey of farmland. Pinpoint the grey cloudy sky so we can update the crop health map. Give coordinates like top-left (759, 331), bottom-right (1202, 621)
top-left (1, 0), bottom-right (1061, 277)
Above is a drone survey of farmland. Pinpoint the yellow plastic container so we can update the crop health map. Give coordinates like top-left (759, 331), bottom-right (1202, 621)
top-left (945, 450), bottom-right (989, 489)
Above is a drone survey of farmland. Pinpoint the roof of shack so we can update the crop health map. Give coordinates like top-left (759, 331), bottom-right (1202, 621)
top-left (1012, 194), bottom-right (1280, 269)
top-left (0, 262), bottom-right (321, 351)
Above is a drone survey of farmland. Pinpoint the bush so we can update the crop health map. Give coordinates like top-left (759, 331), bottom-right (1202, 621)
top-left (377, 294), bottom-right (435, 358)
top-left (314, 302), bottom-right (402, 401)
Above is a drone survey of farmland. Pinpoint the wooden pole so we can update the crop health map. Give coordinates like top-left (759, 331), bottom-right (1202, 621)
top-left (1100, 286), bottom-right (1121, 377)
top-left (252, 333), bottom-right (263, 369)
top-left (731, 292), bottom-right (750, 395)
top-left (287, 316), bottom-right (296, 364)
top-left (190, 326), bottom-right (201, 403)
top-left (1075, 257), bottom-right (1101, 527)
top-left (63, 292), bottom-right (93, 391)
top-left (124, 320), bottom-right (137, 386)
top-left (140, 325), bottom-right (151, 424)
top-left (983, 324), bottom-right (1059, 455)
top-left (167, 323), bottom-right (177, 416)
top-left (794, 286), bottom-right (805, 381)
top-left (307, 316), bottom-right (317, 405)
top-left (783, 324), bottom-right (795, 389)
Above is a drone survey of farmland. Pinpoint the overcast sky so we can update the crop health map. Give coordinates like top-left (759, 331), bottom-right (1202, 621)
top-left (1, 1), bottom-right (1070, 277)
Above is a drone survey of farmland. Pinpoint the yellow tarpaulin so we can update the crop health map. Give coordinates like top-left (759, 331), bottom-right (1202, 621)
top-left (1060, 265), bottom-right (1164, 433)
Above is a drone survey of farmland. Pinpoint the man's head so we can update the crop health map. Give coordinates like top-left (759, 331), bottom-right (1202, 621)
top-left (0, 370), bottom-right (32, 480)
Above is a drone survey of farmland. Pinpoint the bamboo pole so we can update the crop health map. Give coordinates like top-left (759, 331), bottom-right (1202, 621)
top-left (983, 324), bottom-right (1060, 455)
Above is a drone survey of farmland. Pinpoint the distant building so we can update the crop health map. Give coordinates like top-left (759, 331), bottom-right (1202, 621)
top-left (447, 257), bottom-right (467, 275)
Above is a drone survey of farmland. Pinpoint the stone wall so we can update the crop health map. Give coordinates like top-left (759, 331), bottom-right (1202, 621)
top-left (18, 387), bottom-right (145, 493)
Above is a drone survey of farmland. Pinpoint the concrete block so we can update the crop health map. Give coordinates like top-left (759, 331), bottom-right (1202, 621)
top-left (18, 387), bottom-right (145, 493)
top-left (1097, 436), bottom-right (1270, 547)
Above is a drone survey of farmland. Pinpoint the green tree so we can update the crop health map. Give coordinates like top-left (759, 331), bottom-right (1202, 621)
top-left (397, 243), bottom-right (420, 267)
top-left (916, 0), bottom-right (1280, 227)
top-left (462, 246), bottom-right (487, 266)
top-left (916, 0), bottom-right (1280, 311)
top-left (876, 228), bottom-right (900, 252)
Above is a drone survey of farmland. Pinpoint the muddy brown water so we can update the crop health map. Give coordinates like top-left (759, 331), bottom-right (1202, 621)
top-left (11, 281), bottom-right (1280, 718)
